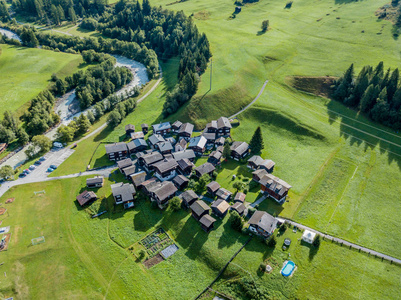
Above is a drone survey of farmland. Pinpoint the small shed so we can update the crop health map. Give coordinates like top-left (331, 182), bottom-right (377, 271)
top-left (141, 123), bottom-right (149, 133)
top-left (172, 175), bottom-right (189, 190)
top-left (302, 230), bottom-right (317, 244)
top-left (76, 191), bottom-right (97, 207)
top-left (125, 124), bottom-right (135, 136)
top-left (199, 214), bottom-right (216, 233)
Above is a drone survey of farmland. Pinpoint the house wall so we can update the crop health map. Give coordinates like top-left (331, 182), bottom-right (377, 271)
top-left (155, 170), bottom-right (176, 182)
top-left (261, 185), bottom-right (287, 204)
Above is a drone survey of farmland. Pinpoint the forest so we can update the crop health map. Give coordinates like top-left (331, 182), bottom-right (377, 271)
top-left (333, 62), bottom-right (401, 129)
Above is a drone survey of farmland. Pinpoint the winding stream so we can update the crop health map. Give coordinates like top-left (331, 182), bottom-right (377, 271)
top-left (0, 28), bottom-right (21, 42)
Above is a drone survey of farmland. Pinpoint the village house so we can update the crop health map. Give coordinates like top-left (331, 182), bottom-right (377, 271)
top-left (140, 177), bottom-right (158, 195)
top-left (86, 176), bottom-right (104, 188)
top-left (171, 120), bottom-right (183, 132)
top-left (76, 190), bottom-right (97, 207)
top-left (230, 141), bottom-right (250, 160)
top-left (176, 158), bottom-right (194, 176)
top-left (105, 142), bottom-right (128, 161)
top-left (175, 138), bottom-right (188, 152)
top-left (152, 122), bottom-right (171, 135)
top-left (199, 215), bottom-right (216, 233)
top-left (247, 210), bottom-right (277, 238)
top-left (194, 162), bottom-right (216, 178)
top-left (216, 117), bottom-right (232, 137)
top-left (148, 181), bottom-right (177, 208)
top-left (122, 164), bottom-right (140, 178)
top-left (130, 131), bottom-right (145, 140)
top-left (111, 182), bottom-right (136, 208)
top-left (139, 151), bottom-right (164, 172)
top-left (247, 155), bottom-right (264, 170)
top-left (172, 174), bottom-right (189, 190)
top-left (156, 141), bottom-right (173, 155)
top-left (141, 123), bottom-right (149, 134)
top-left (211, 199), bottom-right (230, 218)
top-left (231, 202), bottom-right (246, 216)
top-left (172, 149), bottom-right (196, 162)
top-left (259, 159), bottom-right (275, 173)
top-left (205, 120), bottom-right (218, 133)
top-left (255, 173), bottom-right (292, 204)
top-left (129, 171), bottom-right (147, 187)
top-left (125, 124), bottom-right (135, 137)
top-left (234, 192), bottom-right (246, 203)
top-left (188, 136), bottom-right (207, 156)
top-left (202, 132), bottom-right (216, 145)
top-left (153, 159), bottom-right (178, 181)
top-left (117, 158), bottom-right (133, 173)
top-left (252, 169), bottom-right (268, 182)
top-left (216, 145), bottom-right (224, 153)
top-left (207, 181), bottom-right (221, 196)
top-left (181, 190), bottom-right (198, 209)
top-left (178, 122), bottom-right (194, 139)
top-left (216, 188), bottom-right (232, 201)
top-left (208, 150), bottom-right (222, 166)
top-left (215, 137), bottom-right (225, 147)
top-left (148, 134), bottom-right (166, 149)
top-left (190, 200), bottom-right (210, 221)
top-left (127, 139), bottom-right (148, 154)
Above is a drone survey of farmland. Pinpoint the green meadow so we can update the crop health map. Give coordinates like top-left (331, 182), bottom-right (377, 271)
top-left (0, 44), bottom-right (83, 117)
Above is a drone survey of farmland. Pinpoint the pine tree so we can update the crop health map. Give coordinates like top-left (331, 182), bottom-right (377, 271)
top-left (68, 7), bottom-right (77, 23)
top-left (223, 142), bottom-right (231, 160)
top-left (387, 68), bottom-right (399, 102)
top-left (249, 126), bottom-right (264, 154)
top-left (334, 63), bottom-right (354, 101)
top-left (360, 84), bottom-right (376, 113)
top-left (345, 66), bottom-right (369, 107)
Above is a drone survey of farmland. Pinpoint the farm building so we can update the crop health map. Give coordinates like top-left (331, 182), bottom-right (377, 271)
top-left (248, 155), bottom-right (264, 170)
top-left (211, 199), bottom-right (230, 218)
top-left (252, 169), bottom-right (268, 182)
top-left (208, 150), bottom-right (222, 166)
top-left (207, 181), bottom-right (221, 196)
top-left (127, 139), bottom-right (148, 154)
top-left (141, 123), bottom-right (149, 133)
top-left (302, 230), bottom-right (317, 244)
top-left (199, 215), bottom-right (216, 233)
top-left (172, 150), bottom-right (196, 162)
top-left (122, 165), bottom-right (140, 178)
top-left (190, 200), bottom-right (210, 221)
top-left (234, 192), bottom-right (246, 203)
top-left (178, 122), bottom-right (194, 139)
top-left (86, 176), bottom-right (104, 188)
top-left (172, 174), bottom-right (189, 190)
top-left (259, 159), bottom-right (275, 173)
top-left (205, 120), bottom-right (218, 133)
top-left (194, 162), bottom-right (215, 178)
top-left (105, 142), bottom-right (128, 161)
top-left (231, 202), bottom-right (246, 216)
top-left (256, 173), bottom-right (292, 204)
top-left (76, 190), bottom-right (97, 206)
top-left (181, 190), bottom-right (198, 209)
top-left (148, 134), bottom-right (166, 149)
top-left (172, 120), bottom-right (183, 132)
top-left (148, 181), bottom-right (178, 208)
top-left (248, 210), bottom-right (277, 238)
top-left (125, 124), bottom-right (135, 136)
top-left (152, 122), bottom-right (171, 135)
top-left (130, 131), bottom-right (145, 140)
top-left (117, 158), bottom-right (133, 173)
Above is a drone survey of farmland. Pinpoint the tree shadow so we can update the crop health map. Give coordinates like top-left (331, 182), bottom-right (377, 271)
top-left (334, 0), bottom-right (360, 4)
top-left (217, 218), bottom-right (241, 249)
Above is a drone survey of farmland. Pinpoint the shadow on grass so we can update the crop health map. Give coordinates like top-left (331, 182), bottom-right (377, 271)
top-left (217, 218), bottom-right (241, 249)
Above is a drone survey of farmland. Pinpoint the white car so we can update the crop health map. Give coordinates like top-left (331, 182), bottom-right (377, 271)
top-left (29, 165), bottom-right (36, 170)
top-left (53, 142), bottom-right (63, 148)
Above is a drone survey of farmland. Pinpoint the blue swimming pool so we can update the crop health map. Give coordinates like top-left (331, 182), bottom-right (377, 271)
top-left (281, 261), bottom-right (295, 277)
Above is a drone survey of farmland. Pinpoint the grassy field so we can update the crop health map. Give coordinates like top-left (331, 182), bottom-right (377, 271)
top-left (0, 44), bottom-right (83, 117)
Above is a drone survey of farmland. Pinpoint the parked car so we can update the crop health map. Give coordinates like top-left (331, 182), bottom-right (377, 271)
top-left (50, 165), bottom-right (58, 169)
top-left (34, 161), bottom-right (41, 165)
top-left (29, 165), bottom-right (36, 170)
top-left (53, 142), bottom-right (63, 148)
top-left (23, 169), bottom-right (30, 174)
top-left (19, 173), bottom-right (26, 178)
top-left (47, 168), bottom-right (54, 173)
top-left (39, 156), bottom-right (46, 161)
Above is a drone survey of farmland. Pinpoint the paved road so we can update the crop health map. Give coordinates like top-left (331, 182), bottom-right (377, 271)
top-left (228, 80), bottom-right (269, 119)
top-left (248, 194), bottom-right (267, 208)
top-left (281, 218), bottom-right (401, 265)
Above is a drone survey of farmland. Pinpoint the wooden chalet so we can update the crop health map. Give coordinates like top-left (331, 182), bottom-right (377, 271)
top-left (139, 151), bottom-right (164, 172)
top-left (248, 155), bottom-right (264, 170)
top-left (148, 181), bottom-right (177, 208)
top-left (76, 190), bottom-right (97, 207)
top-left (190, 200), bottom-right (210, 221)
top-left (202, 132), bottom-right (216, 145)
top-left (86, 176), bottom-right (104, 188)
top-left (230, 141), bottom-right (250, 160)
top-left (194, 162), bottom-right (215, 178)
top-left (208, 150), bottom-right (222, 166)
top-left (172, 120), bottom-right (183, 132)
top-left (117, 158), bottom-right (133, 173)
top-left (234, 192), bottom-right (246, 203)
top-left (215, 137), bottom-right (225, 147)
top-left (141, 123), bottom-right (149, 134)
top-left (205, 120), bottom-right (218, 133)
top-left (177, 158), bottom-right (194, 176)
top-left (122, 165), bottom-right (140, 178)
top-left (148, 134), bottom-right (166, 149)
top-left (175, 138), bottom-right (188, 152)
top-left (206, 181), bottom-right (221, 196)
top-left (125, 124), bottom-right (135, 137)
top-left (216, 188), bottom-right (232, 201)
top-left (178, 122), bottom-right (194, 139)
top-left (172, 150), bottom-right (196, 162)
top-left (211, 199), bottom-right (230, 218)
top-left (181, 190), bottom-right (198, 209)
top-left (188, 136), bottom-right (207, 156)
top-left (199, 215), bottom-right (216, 233)
top-left (259, 159), bottom-right (275, 173)
top-left (231, 202), bottom-right (246, 216)
top-left (152, 122), bottom-right (171, 135)
top-left (111, 182), bottom-right (136, 208)
top-left (153, 159), bottom-right (178, 181)
top-left (248, 210), bottom-right (277, 238)
top-left (252, 169), bottom-right (268, 182)
top-left (129, 171), bottom-right (147, 187)
top-left (127, 139), bottom-right (148, 154)
top-left (257, 173), bottom-right (292, 204)
top-left (216, 117), bottom-right (232, 137)
top-left (172, 175), bottom-right (189, 190)
top-left (105, 142), bottom-right (128, 161)
top-left (156, 141), bottom-right (173, 155)
top-left (130, 131), bottom-right (145, 140)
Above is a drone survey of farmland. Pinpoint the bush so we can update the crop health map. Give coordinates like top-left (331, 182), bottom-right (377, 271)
top-left (279, 223), bottom-right (287, 233)
top-left (170, 197), bottom-right (181, 211)
top-left (138, 249), bottom-right (146, 260)
top-left (229, 211), bottom-right (244, 232)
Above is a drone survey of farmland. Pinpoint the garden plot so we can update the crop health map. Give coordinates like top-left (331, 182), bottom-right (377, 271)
top-left (140, 228), bottom-right (178, 260)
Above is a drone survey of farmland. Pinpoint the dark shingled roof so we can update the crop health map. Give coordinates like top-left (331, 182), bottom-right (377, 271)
top-left (215, 137), bottom-right (225, 145)
top-left (130, 131), bottom-right (145, 140)
top-left (173, 150), bottom-right (196, 161)
top-left (178, 122), bottom-right (194, 135)
top-left (181, 190), bottom-right (198, 205)
top-left (209, 150), bottom-right (222, 160)
top-left (230, 141), bottom-right (249, 156)
top-left (195, 162), bottom-right (215, 176)
top-left (148, 134), bottom-right (166, 145)
top-left (248, 211), bottom-right (277, 234)
top-left (111, 183), bottom-right (136, 202)
top-left (141, 123), bottom-right (148, 129)
top-left (142, 151), bottom-right (164, 165)
top-left (172, 120), bottom-right (183, 129)
top-left (234, 192), bottom-right (246, 203)
top-left (215, 188), bottom-right (232, 200)
top-left (152, 122), bottom-right (171, 132)
top-left (122, 165), bottom-right (139, 177)
top-left (127, 139), bottom-right (148, 151)
top-left (207, 181), bottom-right (220, 193)
top-left (76, 190), bottom-right (97, 206)
top-left (211, 199), bottom-right (230, 214)
top-left (231, 202), bottom-right (246, 215)
top-left (125, 124), bottom-right (135, 131)
top-left (153, 159), bottom-right (178, 174)
top-left (158, 141), bottom-right (173, 152)
top-left (150, 181), bottom-right (177, 202)
top-left (190, 200), bottom-right (210, 216)
top-left (177, 158), bottom-right (194, 170)
top-left (117, 158), bottom-right (133, 169)
top-left (248, 155), bottom-right (264, 166)
top-left (130, 171), bottom-right (147, 187)
top-left (86, 176), bottom-right (104, 185)
top-left (173, 174), bottom-right (189, 186)
top-left (217, 117), bottom-right (232, 129)
top-left (105, 142), bottom-right (127, 154)
top-left (199, 214), bottom-right (216, 228)
top-left (202, 132), bottom-right (216, 141)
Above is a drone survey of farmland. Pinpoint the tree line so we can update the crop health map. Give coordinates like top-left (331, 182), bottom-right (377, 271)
top-left (333, 62), bottom-right (401, 129)
top-left (80, 0), bottom-right (211, 117)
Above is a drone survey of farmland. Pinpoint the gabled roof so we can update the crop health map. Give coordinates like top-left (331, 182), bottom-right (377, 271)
top-left (199, 214), bottom-right (216, 228)
top-left (130, 171), bottom-right (147, 187)
top-left (125, 124), bottom-right (135, 131)
top-left (230, 141), bottom-right (249, 156)
top-left (248, 210), bottom-right (277, 234)
top-left (173, 150), bottom-right (195, 161)
top-left (211, 199), bottom-right (230, 214)
top-left (234, 192), bottom-right (246, 203)
top-left (105, 142), bottom-right (127, 154)
top-left (188, 136), bottom-right (207, 149)
top-left (178, 122), bottom-right (194, 135)
top-left (248, 155), bottom-right (264, 165)
top-left (177, 158), bottom-right (194, 170)
top-left (117, 158), bottom-right (133, 169)
top-left (190, 200), bottom-right (210, 216)
top-left (142, 151), bottom-right (164, 165)
top-left (177, 138), bottom-right (187, 149)
top-left (259, 173), bottom-right (292, 196)
top-left (209, 150), bottom-right (222, 160)
top-left (195, 162), bottom-right (215, 176)
top-left (76, 190), bottom-right (97, 206)
top-left (127, 139), bottom-right (148, 150)
top-left (206, 120), bottom-right (217, 129)
top-left (153, 159), bottom-right (178, 174)
top-left (202, 132), bottom-right (216, 141)
top-left (215, 137), bottom-right (225, 145)
top-left (181, 190), bottom-right (198, 204)
top-left (130, 131), bottom-right (145, 140)
top-left (122, 165), bottom-right (139, 176)
top-left (152, 122), bottom-right (171, 132)
top-left (253, 168), bottom-right (268, 179)
top-left (172, 120), bottom-right (183, 129)
top-left (158, 141), bottom-right (173, 152)
top-left (111, 182), bottom-right (136, 202)
top-left (217, 117), bottom-right (232, 129)
top-left (173, 175), bottom-right (189, 186)
top-left (216, 188), bottom-right (232, 200)
top-left (148, 134), bottom-right (165, 145)
top-left (150, 181), bottom-right (177, 201)
top-left (207, 181), bottom-right (220, 193)
top-left (231, 202), bottom-right (246, 214)
top-left (86, 176), bottom-right (104, 185)
top-left (260, 159), bottom-right (275, 170)
top-left (141, 123), bottom-right (148, 129)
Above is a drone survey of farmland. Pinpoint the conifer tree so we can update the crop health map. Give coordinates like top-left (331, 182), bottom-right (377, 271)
top-left (249, 126), bottom-right (264, 154)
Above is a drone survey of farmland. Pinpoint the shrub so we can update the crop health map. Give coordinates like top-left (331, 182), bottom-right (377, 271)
top-left (285, 1), bottom-right (293, 8)
top-left (170, 197), bottom-right (181, 211)
top-left (138, 249), bottom-right (146, 260)
top-left (279, 223), bottom-right (287, 233)
top-left (229, 211), bottom-right (244, 232)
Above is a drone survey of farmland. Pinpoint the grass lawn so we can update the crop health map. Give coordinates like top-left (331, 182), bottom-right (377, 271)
top-left (0, 44), bottom-right (83, 117)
